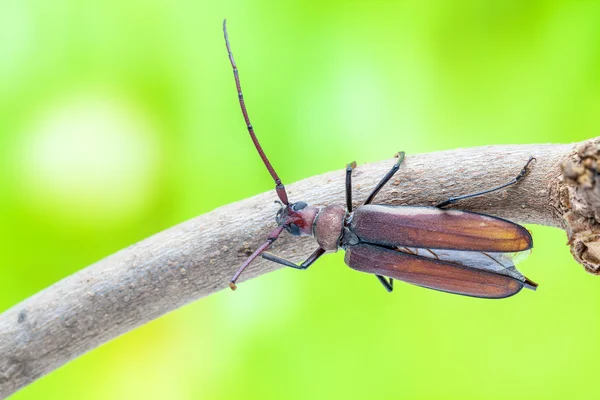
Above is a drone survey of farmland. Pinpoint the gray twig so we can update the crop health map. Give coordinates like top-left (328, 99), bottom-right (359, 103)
top-left (2, 140), bottom-right (600, 398)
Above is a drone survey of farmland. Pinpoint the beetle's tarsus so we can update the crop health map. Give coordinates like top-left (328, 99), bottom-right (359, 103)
top-left (517, 156), bottom-right (536, 180)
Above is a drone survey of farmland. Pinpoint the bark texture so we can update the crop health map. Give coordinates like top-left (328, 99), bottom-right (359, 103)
top-left (2, 139), bottom-right (600, 398)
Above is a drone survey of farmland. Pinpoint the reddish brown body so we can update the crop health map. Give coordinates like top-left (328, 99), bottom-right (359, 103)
top-left (223, 20), bottom-right (537, 298)
top-left (267, 202), bottom-right (535, 298)
top-left (276, 203), bottom-right (533, 298)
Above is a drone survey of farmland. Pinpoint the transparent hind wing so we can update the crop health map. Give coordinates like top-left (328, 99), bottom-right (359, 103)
top-left (399, 247), bottom-right (534, 287)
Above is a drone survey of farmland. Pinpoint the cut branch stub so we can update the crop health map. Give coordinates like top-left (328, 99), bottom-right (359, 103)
top-left (561, 139), bottom-right (600, 274)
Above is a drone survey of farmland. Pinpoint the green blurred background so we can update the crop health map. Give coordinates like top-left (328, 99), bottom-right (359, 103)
top-left (1, 0), bottom-right (599, 399)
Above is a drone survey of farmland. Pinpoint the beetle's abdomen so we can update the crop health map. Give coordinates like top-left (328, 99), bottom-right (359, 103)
top-left (314, 205), bottom-right (346, 252)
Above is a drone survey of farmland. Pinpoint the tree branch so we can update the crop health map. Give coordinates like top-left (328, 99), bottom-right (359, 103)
top-left (2, 139), bottom-right (600, 397)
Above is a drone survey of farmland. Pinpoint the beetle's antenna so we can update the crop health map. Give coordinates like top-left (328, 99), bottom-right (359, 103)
top-left (229, 225), bottom-right (285, 290)
top-left (223, 19), bottom-right (289, 205)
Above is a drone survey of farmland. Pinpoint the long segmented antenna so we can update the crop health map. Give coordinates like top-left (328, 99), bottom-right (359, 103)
top-left (224, 20), bottom-right (289, 289)
top-left (229, 225), bottom-right (285, 290)
top-left (223, 19), bottom-right (289, 205)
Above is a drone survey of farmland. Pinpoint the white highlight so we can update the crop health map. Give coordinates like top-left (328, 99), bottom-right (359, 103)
top-left (15, 91), bottom-right (161, 225)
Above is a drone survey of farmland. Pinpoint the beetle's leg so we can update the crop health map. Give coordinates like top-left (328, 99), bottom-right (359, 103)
top-left (262, 247), bottom-right (326, 270)
top-left (436, 156), bottom-right (536, 208)
top-left (376, 275), bottom-right (394, 293)
top-left (364, 152), bottom-right (406, 205)
top-left (346, 161), bottom-right (357, 212)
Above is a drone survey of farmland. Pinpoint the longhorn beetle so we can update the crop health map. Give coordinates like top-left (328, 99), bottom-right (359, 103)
top-left (223, 20), bottom-right (537, 298)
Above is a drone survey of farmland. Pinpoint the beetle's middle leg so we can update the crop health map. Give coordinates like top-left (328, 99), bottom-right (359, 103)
top-left (262, 247), bottom-right (325, 270)
top-left (376, 275), bottom-right (394, 293)
top-left (346, 161), bottom-right (357, 212)
top-left (364, 152), bottom-right (406, 205)
top-left (435, 156), bottom-right (536, 208)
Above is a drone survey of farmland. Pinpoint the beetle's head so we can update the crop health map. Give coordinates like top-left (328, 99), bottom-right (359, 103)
top-left (275, 201), bottom-right (319, 237)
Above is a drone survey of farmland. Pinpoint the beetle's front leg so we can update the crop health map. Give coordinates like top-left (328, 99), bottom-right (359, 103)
top-left (262, 247), bottom-right (326, 270)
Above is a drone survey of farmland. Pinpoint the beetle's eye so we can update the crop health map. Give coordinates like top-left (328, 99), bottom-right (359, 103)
top-left (292, 201), bottom-right (307, 211)
top-left (288, 223), bottom-right (300, 236)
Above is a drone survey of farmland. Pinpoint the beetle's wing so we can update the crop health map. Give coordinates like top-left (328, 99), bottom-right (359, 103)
top-left (345, 243), bottom-right (529, 298)
top-left (350, 205), bottom-right (532, 252)
top-left (399, 247), bottom-right (535, 287)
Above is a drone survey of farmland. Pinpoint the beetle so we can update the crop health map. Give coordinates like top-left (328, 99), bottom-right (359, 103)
top-left (223, 20), bottom-right (537, 298)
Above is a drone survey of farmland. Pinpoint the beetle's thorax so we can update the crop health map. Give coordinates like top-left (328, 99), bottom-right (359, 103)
top-left (277, 202), bottom-right (347, 252)
top-left (313, 204), bottom-right (347, 252)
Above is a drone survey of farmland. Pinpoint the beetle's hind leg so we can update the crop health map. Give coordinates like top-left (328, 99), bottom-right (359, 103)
top-left (364, 152), bottom-right (406, 205)
top-left (376, 275), bottom-right (394, 293)
top-left (435, 156), bottom-right (536, 209)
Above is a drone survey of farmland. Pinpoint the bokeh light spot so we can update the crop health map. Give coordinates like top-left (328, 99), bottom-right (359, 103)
top-left (14, 90), bottom-right (161, 226)
top-left (0, 1), bottom-right (33, 83)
